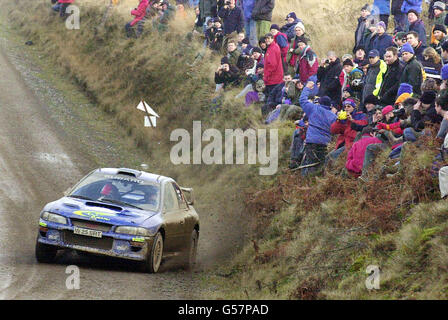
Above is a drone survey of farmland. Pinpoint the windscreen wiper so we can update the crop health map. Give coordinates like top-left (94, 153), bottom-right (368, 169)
top-left (67, 195), bottom-right (95, 201)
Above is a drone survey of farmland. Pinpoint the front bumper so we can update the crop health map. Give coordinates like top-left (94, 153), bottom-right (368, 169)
top-left (37, 220), bottom-right (154, 261)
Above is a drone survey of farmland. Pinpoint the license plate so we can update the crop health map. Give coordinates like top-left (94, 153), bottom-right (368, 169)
top-left (73, 226), bottom-right (102, 238)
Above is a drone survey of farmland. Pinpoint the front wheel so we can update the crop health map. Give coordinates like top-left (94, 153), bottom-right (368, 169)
top-left (142, 232), bottom-right (164, 273)
top-left (35, 238), bottom-right (57, 263)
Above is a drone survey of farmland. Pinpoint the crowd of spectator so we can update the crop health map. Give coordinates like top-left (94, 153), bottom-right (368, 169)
top-left (48, 0), bottom-right (448, 197)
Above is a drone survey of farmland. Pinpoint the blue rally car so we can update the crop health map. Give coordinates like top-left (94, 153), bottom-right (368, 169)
top-left (35, 168), bottom-right (199, 273)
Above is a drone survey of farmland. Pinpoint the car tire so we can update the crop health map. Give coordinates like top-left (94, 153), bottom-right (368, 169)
top-left (181, 229), bottom-right (198, 271)
top-left (35, 237), bottom-right (57, 263)
top-left (143, 232), bottom-right (164, 273)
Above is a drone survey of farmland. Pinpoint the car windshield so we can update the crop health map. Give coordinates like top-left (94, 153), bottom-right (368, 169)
top-left (68, 172), bottom-right (160, 212)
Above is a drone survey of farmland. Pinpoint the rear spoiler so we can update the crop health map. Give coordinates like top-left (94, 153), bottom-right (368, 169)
top-left (180, 187), bottom-right (194, 206)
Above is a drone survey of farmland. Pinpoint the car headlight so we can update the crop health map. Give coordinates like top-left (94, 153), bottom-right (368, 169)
top-left (115, 226), bottom-right (152, 236)
top-left (41, 211), bottom-right (68, 225)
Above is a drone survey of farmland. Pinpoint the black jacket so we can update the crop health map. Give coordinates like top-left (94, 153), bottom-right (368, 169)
top-left (400, 56), bottom-right (423, 96)
top-left (411, 103), bottom-right (443, 131)
top-left (317, 58), bottom-right (343, 104)
top-left (378, 59), bottom-right (404, 106)
top-left (251, 0), bottom-right (275, 22)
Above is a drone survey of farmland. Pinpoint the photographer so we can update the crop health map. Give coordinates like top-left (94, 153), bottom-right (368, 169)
top-left (214, 57), bottom-right (241, 92)
top-left (217, 0), bottom-right (244, 36)
top-left (125, 0), bottom-right (149, 38)
top-left (404, 92), bottom-right (443, 142)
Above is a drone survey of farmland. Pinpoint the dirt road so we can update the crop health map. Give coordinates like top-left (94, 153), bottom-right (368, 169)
top-left (0, 35), bottom-right (201, 300)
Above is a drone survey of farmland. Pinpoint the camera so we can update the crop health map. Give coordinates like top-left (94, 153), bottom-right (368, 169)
top-left (393, 108), bottom-right (406, 119)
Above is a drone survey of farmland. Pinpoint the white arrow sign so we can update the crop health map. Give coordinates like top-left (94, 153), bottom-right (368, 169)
top-left (136, 101), bottom-right (159, 127)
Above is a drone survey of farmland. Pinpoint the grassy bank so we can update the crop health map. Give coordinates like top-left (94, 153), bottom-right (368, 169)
top-left (5, 0), bottom-right (447, 300)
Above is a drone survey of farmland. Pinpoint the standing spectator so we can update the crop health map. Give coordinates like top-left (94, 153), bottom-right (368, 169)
top-left (242, 0), bottom-right (258, 47)
top-left (401, 0), bottom-right (422, 15)
top-left (252, 0), bottom-right (275, 41)
top-left (422, 47), bottom-right (443, 75)
top-left (406, 31), bottom-right (427, 62)
top-left (362, 49), bottom-right (387, 104)
top-left (218, 0), bottom-right (244, 35)
top-left (354, 4), bottom-right (372, 52)
top-left (125, 0), bottom-right (149, 38)
top-left (407, 9), bottom-right (427, 46)
top-left (392, 0), bottom-right (406, 31)
top-left (294, 37), bottom-right (318, 84)
top-left (372, 21), bottom-right (394, 57)
top-left (299, 82), bottom-right (337, 176)
top-left (343, 60), bottom-right (364, 102)
top-left (400, 42), bottom-right (423, 96)
top-left (263, 33), bottom-right (284, 111)
top-left (199, 0), bottom-right (217, 29)
top-left (208, 17), bottom-right (225, 51)
top-left (281, 12), bottom-right (302, 42)
top-left (372, 0), bottom-right (391, 29)
top-left (431, 24), bottom-right (448, 55)
top-left (317, 52), bottom-right (343, 105)
top-left (393, 31), bottom-right (408, 50)
top-left (432, 1), bottom-right (447, 25)
top-left (378, 47), bottom-right (403, 106)
top-left (354, 46), bottom-right (368, 65)
top-left (270, 24), bottom-right (289, 71)
top-left (361, 18), bottom-right (379, 53)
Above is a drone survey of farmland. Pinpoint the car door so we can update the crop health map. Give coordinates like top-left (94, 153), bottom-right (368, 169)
top-left (161, 182), bottom-right (185, 252)
top-left (172, 183), bottom-right (194, 245)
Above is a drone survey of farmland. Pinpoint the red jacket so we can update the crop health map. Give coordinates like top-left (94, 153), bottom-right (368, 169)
top-left (59, 0), bottom-right (74, 3)
top-left (376, 121), bottom-right (404, 136)
top-left (130, 0), bottom-right (149, 26)
top-left (298, 47), bottom-right (318, 84)
top-left (346, 135), bottom-right (383, 175)
top-left (264, 41), bottom-right (284, 86)
top-left (330, 112), bottom-right (368, 151)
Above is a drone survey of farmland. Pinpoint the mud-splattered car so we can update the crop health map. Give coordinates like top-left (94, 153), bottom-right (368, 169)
top-left (35, 168), bottom-right (199, 273)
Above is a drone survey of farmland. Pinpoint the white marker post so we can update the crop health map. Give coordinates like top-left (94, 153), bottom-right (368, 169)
top-left (136, 101), bottom-right (160, 128)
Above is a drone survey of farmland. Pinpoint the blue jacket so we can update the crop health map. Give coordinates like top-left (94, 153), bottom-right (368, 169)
top-left (299, 87), bottom-right (337, 145)
top-left (401, 0), bottom-right (422, 14)
top-left (242, 0), bottom-right (255, 20)
top-left (218, 6), bottom-right (244, 35)
top-left (409, 19), bottom-right (427, 46)
top-left (372, 0), bottom-right (391, 15)
top-left (372, 33), bottom-right (394, 58)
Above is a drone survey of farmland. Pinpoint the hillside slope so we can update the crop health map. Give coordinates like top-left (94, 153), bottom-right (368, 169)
top-left (4, 0), bottom-right (448, 300)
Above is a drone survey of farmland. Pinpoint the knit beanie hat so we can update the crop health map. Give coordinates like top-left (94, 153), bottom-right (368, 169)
top-left (377, 21), bottom-right (386, 31)
top-left (270, 24), bottom-right (280, 31)
top-left (343, 59), bottom-right (354, 67)
top-left (295, 22), bottom-right (305, 33)
top-left (407, 9), bottom-right (420, 17)
top-left (364, 94), bottom-right (379, 105)
top-left (382, 105), bottom-right (394, 116)
top-left (434, 1), bottom-right (446, 11)
top-left (420, 91), bottom-right (437, 104)
top-left (395, 93), bottom-right (412, 105)
top-left (318, 96), bottom-right (332, 107)
top-left (286, 12), bottom-right (298, 21)
top-left (433, 24), bottom-right (447, 34)
top-left (401, 42), bottom-right (415, 55)
top-left (221, 56), bottom-right (230, 65)
top-left (441, 64), bottom-right (448, 80)
top-left (397, 83), bottom-right (414, 97)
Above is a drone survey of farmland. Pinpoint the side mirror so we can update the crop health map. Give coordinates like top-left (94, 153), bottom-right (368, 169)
top-left (180, 187), bottom-right (194, 206)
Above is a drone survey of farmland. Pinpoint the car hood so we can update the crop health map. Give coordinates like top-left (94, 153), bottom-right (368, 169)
top-left (44, 197), bottom-right (158, 226)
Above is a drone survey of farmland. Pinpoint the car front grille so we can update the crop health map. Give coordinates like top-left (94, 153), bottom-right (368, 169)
top-left (63, 231), bottom-right (113, 251)
top-left (71, 219), bottom-right (112, 232)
